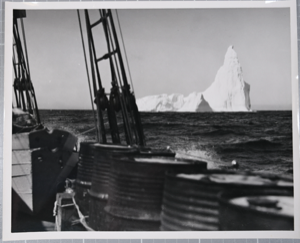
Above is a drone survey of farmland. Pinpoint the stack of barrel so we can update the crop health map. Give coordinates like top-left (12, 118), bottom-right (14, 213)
top-left (161, 171), bottom-right (294, 231)
top-left (74, 140), bottom-right (293, 231)
top-left (103, 156), bottom-right (207, 231)
top-left (88, 144), bottom-right (140, 230)
top-left (75, 140), bottom-right (208, 231)
top-left (74, 141), bottom-right (96, 215)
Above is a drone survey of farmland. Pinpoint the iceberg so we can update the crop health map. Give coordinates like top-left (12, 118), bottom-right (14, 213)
top-left (203, 45), bottom-right (251, 112)
top-left (178, 93), bottom-right (213, 112)
top-left (137, 46), bottom-right (251, 112)
top-left (136, 93), bottom-right (184, 112)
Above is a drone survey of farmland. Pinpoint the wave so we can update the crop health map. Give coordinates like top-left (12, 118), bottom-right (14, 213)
top-left (40, 110), bottom-right (293, 175)
top-left (236, 138), bottom-right (282, 148)
top-left (192, 128), bottom-right (245, 137)
top-left (215, 138), bottom-right (283, 155)
top-left (142, 121), bottom-right (204, 128)
top-left (175, 146), bottom-right (223, 170)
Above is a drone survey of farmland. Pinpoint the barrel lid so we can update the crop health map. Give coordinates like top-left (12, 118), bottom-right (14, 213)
top-left (94, 143), bottom-right (139, 152)
top-left (133, 157), bottom-right (195, 165)
top-left (138, 147), bottom-right (176, 157)
top-left (230, 196), bottom-right (294, 217)
top-left (79, 141), bottom-right (96, 153)
top-left (176, 173), bottom-right (293, 187)
top-left (80, 141), bottom-right (96, 145)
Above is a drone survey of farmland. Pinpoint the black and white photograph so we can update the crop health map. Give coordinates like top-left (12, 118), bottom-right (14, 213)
top-left (3, 1), bottom-right (300, 239)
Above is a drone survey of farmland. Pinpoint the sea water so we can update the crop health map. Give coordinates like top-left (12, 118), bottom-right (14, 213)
top-left (40, 110), bottom-right (293, 175)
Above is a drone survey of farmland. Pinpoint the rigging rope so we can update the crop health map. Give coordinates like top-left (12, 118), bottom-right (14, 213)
top-left (85, 10), bottom-right (107, 144)
top-left (115, 10), bottom-right (135, 94)
top-left (14, 21), bottom-right (32, 114)
top-left (21, 18), bottom-right (41, 123)
top-left (21, 18), bottom-right (31, 79)
top-left (101, 10), bottom-right (134, 145)
top-left (110, 10), bottom-right (143, 145)
top-left (78, 127), bottom-right (96, 136)
top-left (77, 10), bottom-right (99, 142)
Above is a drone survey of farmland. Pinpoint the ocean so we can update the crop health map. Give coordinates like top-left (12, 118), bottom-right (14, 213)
top-left (39, 110), bottom-right (293, 176)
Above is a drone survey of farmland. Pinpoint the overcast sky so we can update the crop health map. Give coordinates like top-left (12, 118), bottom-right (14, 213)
top-left (21, 8), bottom-right (292, 110)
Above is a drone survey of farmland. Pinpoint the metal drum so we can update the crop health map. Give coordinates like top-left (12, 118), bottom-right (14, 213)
top-left (218, 191), bottom-right (294, 230)
top-left (104, 156), bottom-right (207, 231)
top-left (75, 141), bottom-right (96, 216)
top-left (88, 144), bottom-right (139, 231)
top-left (161, 171), bottom-right (293, 231)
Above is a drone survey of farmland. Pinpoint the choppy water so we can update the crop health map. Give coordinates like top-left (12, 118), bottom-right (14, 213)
top-left (40, 110), bottom-right (293, 175)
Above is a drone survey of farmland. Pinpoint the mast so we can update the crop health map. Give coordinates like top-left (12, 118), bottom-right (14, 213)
top-left (78, 9), bottom-right (146, 146)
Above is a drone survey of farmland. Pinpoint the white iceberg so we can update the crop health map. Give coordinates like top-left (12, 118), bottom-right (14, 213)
top-left (137, 46), bottom-right (251, 112)
top-left (203, 45), bottom-right (251, 112)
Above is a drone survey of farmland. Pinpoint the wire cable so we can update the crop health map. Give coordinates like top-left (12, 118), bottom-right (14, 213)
top-left (77, 10), bottom-right (99, 142)
top-left (115, 9), bottom-right (135, 94)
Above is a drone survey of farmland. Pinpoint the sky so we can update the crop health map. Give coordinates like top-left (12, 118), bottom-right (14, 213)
top-left (19, 7), bottom-right (292, 110)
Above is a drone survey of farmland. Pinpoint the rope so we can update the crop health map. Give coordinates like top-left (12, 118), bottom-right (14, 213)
top-left (112, 10), bottom-right (142, 145)
top-left (72, 196), bottom-right (94, 231)
top-left (102, 10), bottom-right (134, 145)
top-left (115, 10), bottom-right (135, 94)
top-left (54, 192), bottom-right (94, 231)
top-left (21, 18), bottom-right (31, 79)
top-left (85, 10), bottom-right (107, 143)
top-left (78, 127), bottom-right (96, 135)
top-left (53, 200), bottom-right (61, 231)
top-left (53, 200), bottom-right (58, 216)
top-left (77, 10), bottom-right (99, 142)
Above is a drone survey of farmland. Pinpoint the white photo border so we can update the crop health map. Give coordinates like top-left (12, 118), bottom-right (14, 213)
top-left (3, 0), bottom-right (300, 240)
